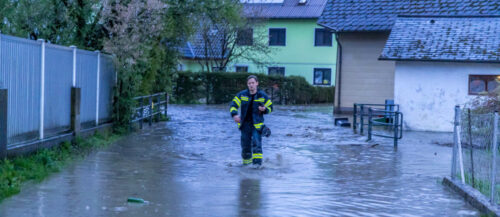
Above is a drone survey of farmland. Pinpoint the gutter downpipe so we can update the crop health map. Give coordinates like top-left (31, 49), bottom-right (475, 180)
top-left (335, 33), bottom-right (342, 114)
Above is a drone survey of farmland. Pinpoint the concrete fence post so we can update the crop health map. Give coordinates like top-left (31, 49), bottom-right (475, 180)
top-left (71, 87), bottom-right (81, 136)
top-left (38, 39), bottom-right (45, 140)
top-left (490, 112), bottom-right (498, 203)
top-left (456, 108), bottom-right (466, 184)
top-left (0, 89), bottom-right (7, 158)
top-left (452, 105), bottom-right (459, 180)
top-left (95, 51), bottom-right (100, 126)
top-left (70, 46), bottom-right (77, 87)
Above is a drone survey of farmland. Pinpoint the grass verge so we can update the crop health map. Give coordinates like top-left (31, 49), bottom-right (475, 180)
top-left (0, 131), bottom-right (121, 202)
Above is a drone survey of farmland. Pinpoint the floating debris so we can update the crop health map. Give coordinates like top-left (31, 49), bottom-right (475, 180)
top-left (127, 197), bottom-right (145, 203)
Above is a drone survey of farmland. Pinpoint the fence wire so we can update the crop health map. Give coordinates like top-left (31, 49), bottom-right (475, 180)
top-left (453, 108), bottom-right (500, 204)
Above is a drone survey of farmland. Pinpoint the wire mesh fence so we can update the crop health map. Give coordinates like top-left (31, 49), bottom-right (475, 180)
top-left (452, 106), bottom-right (500, 204)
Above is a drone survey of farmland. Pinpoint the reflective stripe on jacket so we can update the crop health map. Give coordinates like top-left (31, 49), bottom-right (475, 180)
top-left (229, 89), bottom-right (273, 129)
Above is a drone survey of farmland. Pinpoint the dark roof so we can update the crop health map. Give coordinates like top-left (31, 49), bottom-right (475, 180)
top-left (380, 16), bottom-right (500, 63)
top-left (180, 28), bottom-right (226, 60)
top-left (318, 0), bottom-right (500, 32)
top-left (243, 0), bottom-right (328, 19)
top-left (407, 0), bottom-right (500, 15)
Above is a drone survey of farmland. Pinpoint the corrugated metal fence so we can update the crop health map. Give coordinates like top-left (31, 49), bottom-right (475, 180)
top-left (0, 33), bottom-right (115, 149)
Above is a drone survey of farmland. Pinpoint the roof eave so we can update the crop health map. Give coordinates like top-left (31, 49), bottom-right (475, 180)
top-left (181, 56), bottom-right (226, 61)
top-left (378, 57), bottom-right (500, 64)
top-left (317, 22), bottom-right (337, 32)
top-left (317, 22), bottom-right (392, 33)
top-left (245, 15), bottom-right (320, 19)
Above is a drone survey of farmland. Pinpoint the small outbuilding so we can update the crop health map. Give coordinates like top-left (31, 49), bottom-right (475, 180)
top-left (318, 0), bottom-right (500, 115)
top-left (380, 16), bottom-right (500, 132)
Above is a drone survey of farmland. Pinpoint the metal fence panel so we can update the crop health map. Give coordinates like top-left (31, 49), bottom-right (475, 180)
top-left (99, 55), bottom-right (115, 123)
top-left (44, 45), bottom-right (73, 137)
top-left (0, 33), bottom-right (117, 149)
top-left (0, 35), bottom-right (42, 145)
top-left (76, 50), bottom-right (98, 129)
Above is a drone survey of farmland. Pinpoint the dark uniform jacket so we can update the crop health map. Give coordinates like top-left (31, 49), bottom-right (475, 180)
top-left (229, 89), bottom-right (273, 130)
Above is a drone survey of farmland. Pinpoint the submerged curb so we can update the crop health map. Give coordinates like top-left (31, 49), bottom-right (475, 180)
top-left (443, 177), bottom-right (500, 216)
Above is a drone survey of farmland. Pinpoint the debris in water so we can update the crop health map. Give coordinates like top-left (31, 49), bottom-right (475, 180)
top-left (371, 144), bottom-right (379, 148)
top-left (127, 197), bottom-right (145, 203)
top-left (286, 134), bottom-right (293, 137)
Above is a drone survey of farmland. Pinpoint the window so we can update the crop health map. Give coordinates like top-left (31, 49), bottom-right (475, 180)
top-left (269, 28), bottom-right (286, 46)
top-left (314, 68), bottom-right (332, 85)
top-left (315, 28), bottom-right (332, 46)
top-left (212, 67), bottom-right (226, 72)
top-left (268, 67), bottom-right (285, 76)
top-left (236, 28), bottom-right (253, 46)
top-left (236, 66), bottom-right (248, 73)
top-left (469, 75), bottom-right (500, 95)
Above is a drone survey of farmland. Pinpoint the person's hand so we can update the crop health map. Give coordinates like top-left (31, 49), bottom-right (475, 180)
top-left (258, 106), bottom-right (266, 112)
top-left (233, 115), bottom-right (241, 123)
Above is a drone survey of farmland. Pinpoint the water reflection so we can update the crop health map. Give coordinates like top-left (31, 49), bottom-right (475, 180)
top-left (238, 178), bottom-right (262, 217)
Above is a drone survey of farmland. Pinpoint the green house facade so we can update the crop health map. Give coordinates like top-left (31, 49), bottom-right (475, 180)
top-left (180, 0), bottom-right (337, 86)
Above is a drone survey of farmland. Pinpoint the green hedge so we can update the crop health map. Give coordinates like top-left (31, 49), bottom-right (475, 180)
top-left (172, 71), bottom-right (334, 104)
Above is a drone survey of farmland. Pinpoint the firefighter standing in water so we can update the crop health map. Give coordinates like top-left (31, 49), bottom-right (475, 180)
top-left (230, 75), bottom-right (273, 165)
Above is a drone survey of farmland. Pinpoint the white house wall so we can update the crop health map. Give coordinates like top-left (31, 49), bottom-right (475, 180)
top-left (395, 61), bottom-right (500, 132)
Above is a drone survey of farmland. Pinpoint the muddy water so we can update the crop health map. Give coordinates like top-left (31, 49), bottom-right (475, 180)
top-left (0, 105), bottom-right (479, 216)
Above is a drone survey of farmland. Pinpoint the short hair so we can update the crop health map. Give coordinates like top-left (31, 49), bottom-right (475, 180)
top-left (247, 75), bottom-right (258, 82)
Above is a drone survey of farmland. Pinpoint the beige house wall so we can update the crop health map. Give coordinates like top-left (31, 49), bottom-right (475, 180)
top-left (334, 32), bottom-right (395, 113)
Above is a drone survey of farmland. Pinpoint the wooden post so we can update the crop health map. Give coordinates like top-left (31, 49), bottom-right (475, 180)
top-left (71, 87), bottom-right (81, 136)
top-left (0, 89), bottom-right (7, 158)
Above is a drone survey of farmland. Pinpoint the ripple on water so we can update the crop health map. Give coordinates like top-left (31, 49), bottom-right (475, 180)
top-left (0, 105), bottom-right (480, 217)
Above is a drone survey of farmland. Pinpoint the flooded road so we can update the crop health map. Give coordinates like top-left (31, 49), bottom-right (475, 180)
top-left (0, 104), bottom-right (479, 216)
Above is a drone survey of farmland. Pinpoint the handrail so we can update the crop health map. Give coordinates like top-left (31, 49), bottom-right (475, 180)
top-left (130, 92), bottom-right (169, 129)
top-left (353, 103), bottom-right (399, 135)
top-left (133, 92), bottom-right (166, 100)
top-left (367, 107), bottom-right (403, 148)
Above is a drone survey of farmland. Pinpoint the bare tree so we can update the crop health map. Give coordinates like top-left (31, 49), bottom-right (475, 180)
top-left (101, 0), bottom-right (165, 67)
top-left (193, 0), bottom-right (271, 72)
top-left (100, 0), bottom-right (166, 125)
